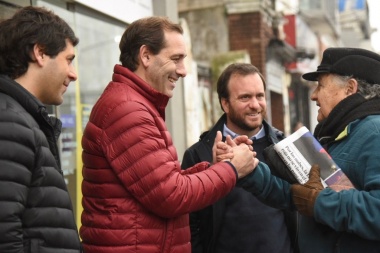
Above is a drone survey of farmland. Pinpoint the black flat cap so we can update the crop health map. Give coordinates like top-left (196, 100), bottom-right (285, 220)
top-left (302, 47), bottom-right (380, 84)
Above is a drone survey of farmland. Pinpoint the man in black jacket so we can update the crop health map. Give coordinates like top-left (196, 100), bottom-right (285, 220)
top-left (182, 63), bottom-right (298, 253)
top-left (0, 6), bottom-right (82, 253)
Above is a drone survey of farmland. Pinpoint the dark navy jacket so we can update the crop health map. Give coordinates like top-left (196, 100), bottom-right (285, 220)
top-left (181, 114), bottom-right (299, 253)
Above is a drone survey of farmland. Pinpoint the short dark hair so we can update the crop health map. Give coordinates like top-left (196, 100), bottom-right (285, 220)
top-left (119, 16), bottom-right (183, 71)
top-left (217, 63), bottom-right (266, 110)
top-left (0, 6), bottom-right (79, 79)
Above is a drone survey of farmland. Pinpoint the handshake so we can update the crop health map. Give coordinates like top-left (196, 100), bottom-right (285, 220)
top-left (212, 131), bottom-right (259, 179)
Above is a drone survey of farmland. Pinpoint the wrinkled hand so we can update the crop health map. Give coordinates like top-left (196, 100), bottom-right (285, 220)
top-left (212, 131), bottom-right (258, 178)
top-left (231, 144), bottom-right (258, 178)
top-left (224, 133), bottom-right (258, 178)
top-left (213, 132), bottom-right (254, 163)
top-left (291, 164), bottom-right (324, 216)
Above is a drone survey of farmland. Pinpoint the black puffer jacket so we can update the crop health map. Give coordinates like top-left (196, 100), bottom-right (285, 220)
top-left (0, 75), bottom-right (81, 253)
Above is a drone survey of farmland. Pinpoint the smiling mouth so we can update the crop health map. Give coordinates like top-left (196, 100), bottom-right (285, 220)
top-left (168, 77), bottom-right (177, 84)
top-left (248, 112), bottom-right (260, 117)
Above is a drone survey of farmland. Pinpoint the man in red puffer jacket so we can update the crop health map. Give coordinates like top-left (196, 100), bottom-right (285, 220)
top-left (80, 16), bottom-right (257, 253)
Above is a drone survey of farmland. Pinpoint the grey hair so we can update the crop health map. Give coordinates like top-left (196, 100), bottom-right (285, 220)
top-left (332, 74), bottom-right (380, 99)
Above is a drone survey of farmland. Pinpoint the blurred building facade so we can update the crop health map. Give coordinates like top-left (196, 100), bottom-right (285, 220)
top-left (178, 0), bottom-right (373, 139)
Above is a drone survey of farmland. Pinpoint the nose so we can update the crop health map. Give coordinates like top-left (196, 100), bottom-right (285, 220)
top-left (249, 98), bottom-right (260, 109)
top-left (176, 62), bottom-right (187, 78)
top-left (310, 87), bottom-right (317, 101)
top-left (69, 65), bottom-right (78, 82)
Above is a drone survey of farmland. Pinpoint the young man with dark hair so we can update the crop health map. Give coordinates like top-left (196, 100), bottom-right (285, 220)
top-left (0, 6), bottom-right (81, 253)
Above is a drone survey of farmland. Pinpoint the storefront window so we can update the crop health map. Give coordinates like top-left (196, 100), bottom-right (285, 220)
top-left (35, 0), bottom-right (126, 225)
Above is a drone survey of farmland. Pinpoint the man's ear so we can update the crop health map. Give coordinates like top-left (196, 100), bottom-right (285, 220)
top-left (221, 98), bottom-right (229, 113)
top-left (31, 44), bottom-right (45, 66)
top-left (346, 78), bottom-right (358, 95)
top-left (139, 45), bottom-right (151, 67)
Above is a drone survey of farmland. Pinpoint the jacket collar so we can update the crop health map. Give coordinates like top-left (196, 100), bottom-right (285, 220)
top-left (112, 64), bottom-right (170, 119)
top-left (223, 124), bottom-right (265, 140)
top-left (314, 93), bottom-right (380, 145)
top-left (0, 75), bottom-right (61, 135)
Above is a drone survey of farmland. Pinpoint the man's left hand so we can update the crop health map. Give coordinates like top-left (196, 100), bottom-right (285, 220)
top-left (291, 164), bottom-right (324, 217)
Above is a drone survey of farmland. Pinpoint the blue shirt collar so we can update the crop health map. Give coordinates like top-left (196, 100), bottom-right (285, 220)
top-left (223, 124), bottom-right (265, 140)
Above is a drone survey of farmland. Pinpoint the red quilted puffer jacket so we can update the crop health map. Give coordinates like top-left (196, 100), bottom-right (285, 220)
top-left (80, 64), bottom-right (238, 253)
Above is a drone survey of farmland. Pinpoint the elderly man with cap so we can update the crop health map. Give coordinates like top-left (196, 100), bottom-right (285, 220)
top-left (231, 47), bottom-right (380, 253)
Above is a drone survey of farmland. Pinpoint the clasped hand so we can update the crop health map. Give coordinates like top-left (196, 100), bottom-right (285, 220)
top-left (212, 131), bottom-right (258, 178)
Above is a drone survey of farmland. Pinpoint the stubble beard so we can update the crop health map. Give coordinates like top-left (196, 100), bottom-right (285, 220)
top-left (228, 109), bottom-right (263, 132)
